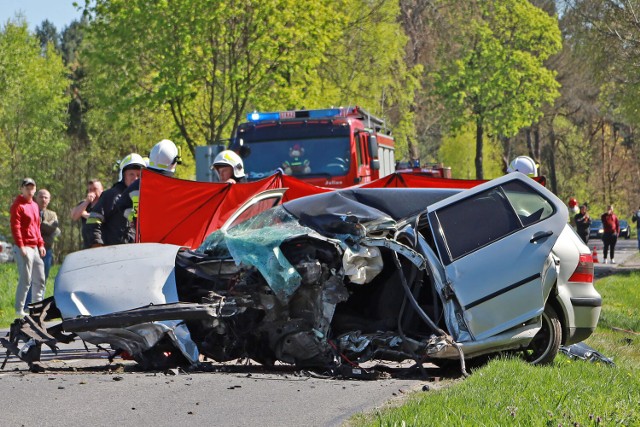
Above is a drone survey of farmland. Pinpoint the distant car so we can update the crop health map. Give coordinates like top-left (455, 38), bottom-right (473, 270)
top-left (590, 219), bottom-right (630, 239)
top-left (0, 235), bottom-right (14, 263)
top-left (6, 174), bottom-right (601, 372)
top-left (619, 220), bottom-right (631, 239)
top-left (589, 219), bottom-right (603, 239)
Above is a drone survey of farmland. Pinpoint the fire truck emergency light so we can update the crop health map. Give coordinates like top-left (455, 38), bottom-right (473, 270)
top-left (247, 108), bottom-right (348, 122)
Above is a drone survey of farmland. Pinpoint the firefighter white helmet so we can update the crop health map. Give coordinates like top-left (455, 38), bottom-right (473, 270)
top-left (507, 155), bottom-right (538, 177)
top-left (148, 139), bottom-right (180, 174)
top-left (212, 150), bottom-right (245, 179)
top-left (118, 153), bottom-right (146, 182)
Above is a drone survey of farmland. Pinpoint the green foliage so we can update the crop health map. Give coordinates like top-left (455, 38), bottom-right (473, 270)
top-left (0, 19), bottom-right (69, 236)
top-left (82, 0), bottom-right (418, 159)
top-left (83, 0), bottom-right (347, 156)
top-left (430, 0), bottom-right (561, 178)
top-left (439, 123), bottom-right (503, 179)
top-left (353, 271), bottom-right (640, 426)
top-left (0, 263), bottom-right (56, 326)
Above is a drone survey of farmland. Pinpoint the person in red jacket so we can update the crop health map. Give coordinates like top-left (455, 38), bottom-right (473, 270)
top-left (10, 178), bottom-right (46, 317)
top-left (601, 204), bottom-right (620, 264)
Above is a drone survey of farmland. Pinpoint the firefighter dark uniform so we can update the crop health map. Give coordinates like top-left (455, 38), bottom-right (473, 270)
top-left (85, 181), bottom-right (135, 246)
top-left (85, 153), bottom-right (146, 246)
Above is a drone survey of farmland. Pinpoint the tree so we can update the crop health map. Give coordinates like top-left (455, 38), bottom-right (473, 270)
top-left (35, 19), bottom-right (60, 52)
top-left (430, 0), bottom-right (562, 179)
top-left (0, 19), bottom-right (69, 236)
top-left (83, 0), bottom-right (345, 157)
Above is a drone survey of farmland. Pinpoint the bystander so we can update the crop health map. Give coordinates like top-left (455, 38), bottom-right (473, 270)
top-left (601, 205), bottom-right (620, 264)
top-left (574, 204), bottom-right (591, 244)
top-left (36, 189), bottom-right (61, 281)
top-left (70, 179), bottom-right (103, 249)
top-left (632, 206), bottom-right (640, 252)
top-left (10, 178), bottom-right (46, 317)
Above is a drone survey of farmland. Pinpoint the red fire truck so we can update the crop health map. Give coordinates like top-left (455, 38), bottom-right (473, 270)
top-left (228, 106), bottom-right (395, 188)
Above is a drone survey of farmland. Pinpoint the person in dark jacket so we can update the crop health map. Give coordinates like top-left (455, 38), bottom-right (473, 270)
top-left (71, 179), bottom-right (103, 249)
top-left (632, 206), bottom-right (640, 252)
top-left (574, 204), bottom-right (591, 244)
top-left (85, 153), bottom-right (145, 247)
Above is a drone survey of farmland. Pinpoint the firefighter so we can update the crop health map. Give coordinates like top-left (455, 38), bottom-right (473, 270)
top-left (116, 139), bottom-right (182, 232)
top-left (147, 139), bottom-right (181, 176)
top-left (85, 153), bottom-right (146, 247)
top-left (212, 150), bottom-right (246, 184)
top-left (507, 155), bottom-right (538, 177)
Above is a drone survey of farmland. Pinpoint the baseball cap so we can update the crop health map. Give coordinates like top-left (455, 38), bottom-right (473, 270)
top-left (21, 177), bottom-right (36, 187)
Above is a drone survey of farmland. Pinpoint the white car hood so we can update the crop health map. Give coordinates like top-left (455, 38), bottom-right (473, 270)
top-left (54, 243), bottom-right (182, 319)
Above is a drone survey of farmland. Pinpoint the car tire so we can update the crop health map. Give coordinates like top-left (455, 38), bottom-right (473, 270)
top-left (524, 304), bottom-right (562, 365)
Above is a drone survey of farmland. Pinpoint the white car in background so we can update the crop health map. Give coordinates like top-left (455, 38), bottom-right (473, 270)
top-left (0, 235), bottom-right (14, 263)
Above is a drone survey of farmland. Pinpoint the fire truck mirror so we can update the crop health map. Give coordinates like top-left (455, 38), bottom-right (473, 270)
top-left (239, 145), bottom-right (251, 159)
top-left (370, 158), bottom-right (380, 170)
top-left (368, 134), bottom-right (379, 159)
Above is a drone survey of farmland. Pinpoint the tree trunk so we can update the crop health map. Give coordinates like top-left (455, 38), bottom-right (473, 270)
top-left (475, 117), bottom-right (484, 180)
top-left (546, 127), bottom-right (558, 194)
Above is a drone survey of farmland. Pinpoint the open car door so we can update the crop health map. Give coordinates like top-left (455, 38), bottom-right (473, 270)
top-left (426, 173), bottom-right (567, 340)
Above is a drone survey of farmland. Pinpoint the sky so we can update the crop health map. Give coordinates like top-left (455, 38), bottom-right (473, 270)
top-left (0, 0), bottom-right (83, 32)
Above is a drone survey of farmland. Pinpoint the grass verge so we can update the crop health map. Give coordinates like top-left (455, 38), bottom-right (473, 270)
top-left (351, 271), bottom-right (640, 426)
top-left (0, 262), bottom-right (57, 327)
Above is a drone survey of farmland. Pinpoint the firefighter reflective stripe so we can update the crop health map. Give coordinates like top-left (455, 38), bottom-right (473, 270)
top-left (125, 190), bottom-right (140, 222)
top-left (86, 213), bottom-right (104, 225)
top-left (148, 161), bottom-right (172, 169)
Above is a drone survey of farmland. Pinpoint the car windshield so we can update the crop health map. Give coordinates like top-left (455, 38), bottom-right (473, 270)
top-left (620, 220), bottom-right (628, 227)
top-left (591, 220), bottom-right (602, 229)
top-left (238, 137), bottom-right (351, 180)
top-left (196, 205), bottom-right (299, 255)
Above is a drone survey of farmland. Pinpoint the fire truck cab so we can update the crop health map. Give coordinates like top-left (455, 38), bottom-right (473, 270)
top-left (228, 106), bottom-right (395, 188)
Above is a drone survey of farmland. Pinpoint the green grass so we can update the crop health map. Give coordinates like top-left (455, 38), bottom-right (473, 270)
top-left (0, 263), bottom-right (57, 326)
top-left (352, 272), bottom-right (640, 426)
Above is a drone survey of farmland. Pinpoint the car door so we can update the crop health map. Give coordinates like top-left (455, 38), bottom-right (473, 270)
top-left (426, 173), bottom-right (568, 341)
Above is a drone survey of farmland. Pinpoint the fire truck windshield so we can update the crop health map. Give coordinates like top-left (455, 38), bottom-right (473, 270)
top-left (239, 137), bottom-right (351, 180)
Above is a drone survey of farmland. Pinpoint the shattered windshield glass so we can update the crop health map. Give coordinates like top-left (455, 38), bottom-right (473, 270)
top-left (196, 206), bottom-right (315, 300)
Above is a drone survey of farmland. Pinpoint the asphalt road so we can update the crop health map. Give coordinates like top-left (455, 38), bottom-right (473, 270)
top-left (0, 240), bottom-right (636, 427)
top-left (0, 336), bottom-right (452, 427)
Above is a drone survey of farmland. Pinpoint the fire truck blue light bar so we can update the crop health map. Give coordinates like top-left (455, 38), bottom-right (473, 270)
top-left (247, 108), bottom-right (347, 122)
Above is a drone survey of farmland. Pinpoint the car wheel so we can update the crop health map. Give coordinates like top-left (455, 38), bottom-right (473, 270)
top-left (523, 305), bottom-right (562, 365)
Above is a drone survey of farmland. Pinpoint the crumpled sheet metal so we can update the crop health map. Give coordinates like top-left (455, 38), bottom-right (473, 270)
top-left (77, 320), bottom-right (199, 364)
top-left (560, 342), bottom-right (615, 365)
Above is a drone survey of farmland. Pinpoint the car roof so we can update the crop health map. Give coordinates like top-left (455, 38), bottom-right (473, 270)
top-left (283, 187), bottom-right (462, 223)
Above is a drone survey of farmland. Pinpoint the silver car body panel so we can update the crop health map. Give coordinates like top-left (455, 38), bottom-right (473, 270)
top-left (425, 174), bottom-right (568, 341)
top-left (54, 243), bottom-right (199, 363)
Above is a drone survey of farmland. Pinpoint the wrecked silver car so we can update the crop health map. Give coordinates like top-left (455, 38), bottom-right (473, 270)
top-left (3, 174), bottom-right (601, 373)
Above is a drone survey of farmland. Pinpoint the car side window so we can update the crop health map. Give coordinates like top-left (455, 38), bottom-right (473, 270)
top-left (501, 180), bottom-right (554, 226)
top-left (435, 187), bottom-right (521, 261)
